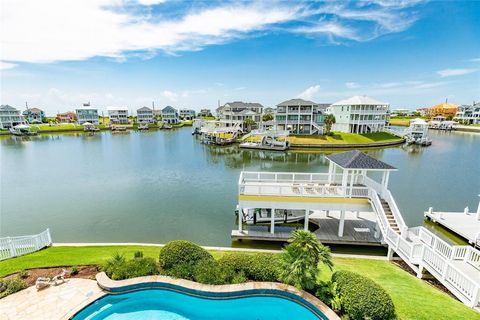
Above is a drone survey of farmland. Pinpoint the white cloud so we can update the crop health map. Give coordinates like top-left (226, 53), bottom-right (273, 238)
top-left (298, 85), bottom-right (321, 100)
top-left (469, 58), bottom-right (480, 62)
top-left (161, 90), bottom-right (178, 102)
top-left (0, 61), bottom-right (17, 70)
top-left (437, 68), bottom-right (477, 77)
top-left (0, 0), bottom-right (423, 67)
top-left (345, 82), bottom-right (361, 89)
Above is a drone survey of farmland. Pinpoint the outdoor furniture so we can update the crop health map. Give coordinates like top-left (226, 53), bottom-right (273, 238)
top-left (52, 269), bottom-right (67, 286)
top-left (35, 269), bottom-right (67, 290)
top-left (305, 183), bottom-right (315, 194)
top-left (35, 277), bottom-right (51, 290)
top-left (292, 183), bottom-right (300, 194)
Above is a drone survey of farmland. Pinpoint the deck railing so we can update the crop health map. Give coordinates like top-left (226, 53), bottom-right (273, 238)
top-left (0, 229), bottom-right (52, 261)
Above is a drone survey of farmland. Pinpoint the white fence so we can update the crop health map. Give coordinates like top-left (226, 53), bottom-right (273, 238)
top-left (0, 229), bottom-right (52, 261)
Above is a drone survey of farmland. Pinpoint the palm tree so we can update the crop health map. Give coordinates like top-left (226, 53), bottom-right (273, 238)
top-left (324, 114), bottom-right (336, 135)
top-left (243, 118), bottom-right (256, 132)
top-left (279, 230), bottom-right (333, 291)
top-left (262, 113), bottom-right (274, 122)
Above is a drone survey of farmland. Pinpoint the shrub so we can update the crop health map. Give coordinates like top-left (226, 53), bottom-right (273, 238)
top-left (18, 270), bottom-right (29, 279)
top-left (159, 240), bottom-right (213, 271)
top-left (218, 252), bottom-right (280, 282)
top-left (134, 251), bottom-right (144, 259)
top-left (70, 266), bottom-right (79, 276)
top-left (332, 271), bottom-right (396, 320)
top-left (0, 277), bottom-right (27, 299)
top-left (102, 253), bottom-right (159, 280)
top-left (193, 259), bottom-right (227, 285)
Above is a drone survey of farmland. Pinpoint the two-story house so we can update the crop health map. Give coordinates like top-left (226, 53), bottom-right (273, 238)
top-left (275, 99), bottom-right (326, 134)
top-left (0, 105), bottom-right (26, 129)
top-left (137, 107), bottom-right (154, 124)
top-left (76, 105), bottom-right (99, 125)
top-left (179, 109), bottom-right (196, 120)
top-left (219, 101), bottom-right (263, 132)
top-left (161, 106), bottom-right (179, 124)
top-left (108, 107), bottom-right (129, 124)
top-left (23, 107), bottom-right (45, 123)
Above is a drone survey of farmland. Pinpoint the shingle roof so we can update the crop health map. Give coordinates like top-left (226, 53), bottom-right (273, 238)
top-left (277, 98), bottom-right (318, 107)
top-left (224, 101), bottom-right (264, 109)
top-left (162, 106), bottom-right (177, 112)
top-left (0, 105), bottom-right (17, 111)
top-left (326, 150), bottom-right (396, 170)
top-left (137, 106), bottom-right (152, 112)
top-left (28, 107), bottom-right (43, 112)
top-left (332, 95), bottom-right (387, 106)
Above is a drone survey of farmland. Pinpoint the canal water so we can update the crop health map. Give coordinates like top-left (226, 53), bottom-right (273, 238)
top-left (1, 129), bottom-right (479, 247)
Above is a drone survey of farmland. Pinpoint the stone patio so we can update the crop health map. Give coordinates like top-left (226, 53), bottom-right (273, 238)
top-left (0, 278), bottom-right (105, 320)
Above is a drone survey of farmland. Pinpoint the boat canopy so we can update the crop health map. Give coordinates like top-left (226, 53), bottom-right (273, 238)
top-left (82, 122), bottom-right (93, 126)
top-left (14, 124), bottom-right (31, 129)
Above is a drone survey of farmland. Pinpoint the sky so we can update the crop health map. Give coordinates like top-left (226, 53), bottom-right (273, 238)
top-left (1, 0), bottom-right (479, 115)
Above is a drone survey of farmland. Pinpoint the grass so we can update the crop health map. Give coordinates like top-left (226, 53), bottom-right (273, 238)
top-left (288, 132), bottom-right (403, 146)
top-left (388, 119), bottom-right (411, 126)
top-left (29, 123), bottom-right (109, 132)
top-left (0, 246), bottom-right (478, 320)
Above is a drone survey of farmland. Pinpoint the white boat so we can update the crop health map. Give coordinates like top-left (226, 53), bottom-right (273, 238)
top-left (9, 124), bottom-right (37, 136)
top-left (235, 206), bottom-right (305, 225)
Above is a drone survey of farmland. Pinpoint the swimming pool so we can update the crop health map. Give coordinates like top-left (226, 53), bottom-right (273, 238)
top-left (71, 288), bottom-right (328, 319)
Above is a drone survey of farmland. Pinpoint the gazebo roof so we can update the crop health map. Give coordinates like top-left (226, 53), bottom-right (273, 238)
top-left (326, 150), bottom-right (396, 170)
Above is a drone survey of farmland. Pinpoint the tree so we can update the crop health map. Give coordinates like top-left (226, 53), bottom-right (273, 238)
top-left (243, 118), bottom-right (256, 132)
top-left (324, 114), bottom-right (336, 135)
top-left (279, 230), bottom-right (333, 291)
top-left (262, 113), bottom-right (274, 122)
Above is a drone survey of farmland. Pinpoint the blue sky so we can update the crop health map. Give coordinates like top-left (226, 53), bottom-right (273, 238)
top-left (1, 0), bottom-right (479, 115)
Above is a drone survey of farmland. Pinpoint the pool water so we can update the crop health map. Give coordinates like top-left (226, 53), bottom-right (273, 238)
top-left (72, 289), bottom-right (325, 320)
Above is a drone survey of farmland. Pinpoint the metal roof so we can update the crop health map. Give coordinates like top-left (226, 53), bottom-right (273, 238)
top-left (137, 106), bottom-right (152, 112)
top-left (326, 150), bottom-right (396, 170)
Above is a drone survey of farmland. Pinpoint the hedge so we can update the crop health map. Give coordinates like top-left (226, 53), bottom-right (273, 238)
top-left (332, 270), bottom-right (396, 320)
top-left (159, 240), bottom-right (213, 279)
top-left (217, 253), bottom-right (280, 282)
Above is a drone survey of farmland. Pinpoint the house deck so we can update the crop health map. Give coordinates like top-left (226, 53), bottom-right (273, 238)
top-left (425, 210), bottom-right (480, 247)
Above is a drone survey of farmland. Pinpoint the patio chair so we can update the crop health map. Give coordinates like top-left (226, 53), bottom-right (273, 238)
top-left (305, 183), bottom-right (315, 194)
top-left (52, 269), bottom-right (67, 286)
top-left (35, 277), bottom-right (51, 290)
top-left (292, 183), bottom-right (301, 194)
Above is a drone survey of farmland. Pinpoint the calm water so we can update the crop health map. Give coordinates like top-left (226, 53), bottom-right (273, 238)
top-left (1, 128), bottom-right (479, 246)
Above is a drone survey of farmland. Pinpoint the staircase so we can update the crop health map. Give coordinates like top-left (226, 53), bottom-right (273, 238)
top-left (311, 122), bottom-right (324, 134)
top-left (380, 199), bottom-right (401, 234)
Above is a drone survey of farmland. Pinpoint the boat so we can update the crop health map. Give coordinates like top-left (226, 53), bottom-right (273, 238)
top-left (404, 119), bottom-right (432, 146)
top-left (138, 123), bottom-right (149, 130)
top-left (83, 122), bottom-right (100, 132)
top-left (235, 206), bottom-right (305, 224)
top-left (9, 124), bottom-right (37, 136)
top-left (162, 124), bottom-right (173, 129)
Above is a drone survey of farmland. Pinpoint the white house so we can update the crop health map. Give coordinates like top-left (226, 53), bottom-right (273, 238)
top-left (454, 103), bottom-right (480, 125)
top-left (179, 109), bottom-right (196, 120)
top-left (76, 105), bottom-right (99, 125)
top-left (199, 109), bottom-right (212, 117)
top-left (161, 106), bottom-right (179, 124)
top-left (275, 99), bottom-right (326, 135)
top-left (137, 107), bottom-right (154, 124)
top-left (218, 101), bottom-right (263, 132)
top-left (0, 105), bottom-right (26, 129)
top-left (108, 107), bottom-right (129, 124)
top-left (328, 95), bottom-right (389, 134)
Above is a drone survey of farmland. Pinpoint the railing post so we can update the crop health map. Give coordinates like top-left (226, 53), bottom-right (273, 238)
top-left (46, 228), bottom-right (52, 245)
top-left (7, 237), bottom-right (17, 258)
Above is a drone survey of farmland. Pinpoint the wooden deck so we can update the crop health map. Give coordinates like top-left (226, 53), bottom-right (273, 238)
top-left (425, 210), bottom-right (480, 247)
top-left (232, 211), bottom-right (383, 246)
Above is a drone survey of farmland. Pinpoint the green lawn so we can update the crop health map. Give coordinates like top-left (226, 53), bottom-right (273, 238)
top-left (0, 246), bottom-right (478, 320)
top-left (288, 132), bottom-right (403, 145)
top-left (29, 123), bottom-right (109, 132)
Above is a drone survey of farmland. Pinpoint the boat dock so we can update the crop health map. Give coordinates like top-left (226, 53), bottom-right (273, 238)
top-left (239, 142), bottom-right (288, 151)
top-left (232, 210), bottom-right (381, 246)
top-left (425, 202), bottom-right (480, 248)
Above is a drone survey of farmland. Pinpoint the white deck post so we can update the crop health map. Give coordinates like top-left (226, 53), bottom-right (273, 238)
top-left (328, 162), bottom-right (333, 183)
top-left (326, 210), bottom-right (330, 218)
top-left (338, 210), bottom-right (345, 237)
top-left (270, 208), bottom-right (275, 234)
top-left (341, 169), bottom-right (348, 196)
top-left (349, 169), bottom-right (355, 197)
top-left (387, 246), bottom-right (394, 260)
top-left (304, 210), bottom-right (309, 230)
top-left (385, 171), bottom-right (390, 190)
top-left (238, 206), bottom-right (243, 232)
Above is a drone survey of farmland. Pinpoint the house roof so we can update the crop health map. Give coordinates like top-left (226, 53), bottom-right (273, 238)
top-left (28, 107), bottom-right (43, 112)
top-left (277, 98), bottom-right (318, 107)
top-left (162, 106), bottom-right (177, 112)
top-left (137, 107), bottom-right (152, 112)
top-left (0, 105), bottom-right (18, 111)
top-left (224, 101), bottom-right (264, 109)
top-left (430, 102), bottom-right (459, 110)
top-left (107, 107), bottom-right (128, 111)
top-left (332, 95), bottom-right (387, 106)
top-left (326, 150), bottom-right (396, 170)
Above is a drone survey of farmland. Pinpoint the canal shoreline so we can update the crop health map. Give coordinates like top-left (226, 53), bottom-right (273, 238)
top-left (289, 139), bottom-right (405, 149)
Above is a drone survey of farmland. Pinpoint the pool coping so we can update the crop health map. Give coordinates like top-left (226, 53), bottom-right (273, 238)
top-left (66, 272), bottom-right (340, 320)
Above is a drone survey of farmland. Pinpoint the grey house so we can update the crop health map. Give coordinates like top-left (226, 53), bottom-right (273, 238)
top-left (161, 106), bottom-right (179, 124)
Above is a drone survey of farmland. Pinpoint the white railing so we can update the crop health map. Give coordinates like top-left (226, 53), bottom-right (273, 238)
top-left (240, 171), bottom-right (344, 185)
top-left (0, 229), bottom-right (52, 261)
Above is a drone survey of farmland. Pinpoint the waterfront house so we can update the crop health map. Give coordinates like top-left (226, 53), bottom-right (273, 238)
top-left (199, 109), bottom-right (212, 117)
top-left (161, 106), bottom-right (179, 124)
top-left (136, 107), bottom-right (154, 124)
top-left (426, 102), bottom-right (458, 119)
top-left (275, 99), bottom-right (326, 135)
top-left (0, 105), bottom-right (26, 129)
top-left (76, 105), bottom-right (99, 125)
top-left (327, 95), bottom-right (389, 134)
top-left (219, 101), bottom-right (263, 132)
top-left (23, 107), bottom-right (45, 123)
top-left (107, 107), bottom-right (129, 124)
top-left (56, 111), bottom-right (76, 123)
top-left (179, 109), bottom-right (196, 120)
top-left (454, 103), bottom-right (480, 125)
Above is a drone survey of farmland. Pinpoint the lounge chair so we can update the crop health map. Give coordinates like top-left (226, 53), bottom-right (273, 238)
top-left (35, 277), bottom-right (51, 290)
top-left (292, 183), bottom-right (301, 194)
top-left (35, 269), bottom-right (67, 290)
top-left (305, 183), bottom-right (315, 194)
top-left (52, 269), bottom-right (67, 286)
